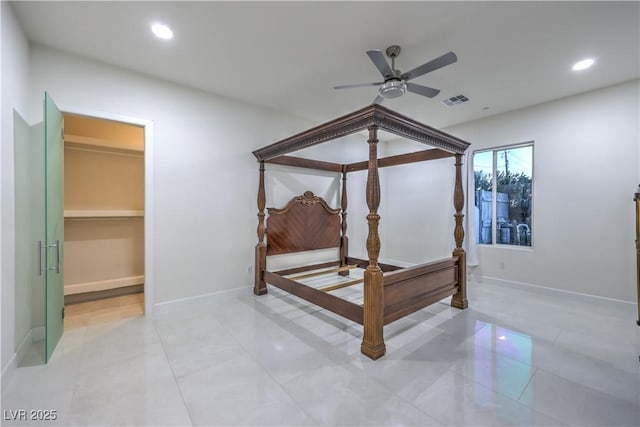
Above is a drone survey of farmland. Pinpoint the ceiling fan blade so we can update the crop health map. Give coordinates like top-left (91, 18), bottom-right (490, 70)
top-left (373, 94), bottom-right (384, 104)
top-left (367, 50), bottom-right (393, 78)
top-left (401, 51), bottom-right (457, 81)
top-left (333, 81), bottom-right (384, 90)
top-left (406, 82), bottom-right (440, 98)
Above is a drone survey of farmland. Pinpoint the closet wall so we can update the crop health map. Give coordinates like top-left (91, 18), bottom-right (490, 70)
top-left (63, 114), bottom-right (144, 298)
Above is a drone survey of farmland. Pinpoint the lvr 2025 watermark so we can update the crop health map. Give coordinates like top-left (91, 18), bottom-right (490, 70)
top-left (3, 409), bottom-right (58, 421)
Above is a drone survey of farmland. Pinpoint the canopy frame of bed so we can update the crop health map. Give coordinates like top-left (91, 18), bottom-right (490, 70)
top-left (252, 104), bottom-right (471, 359)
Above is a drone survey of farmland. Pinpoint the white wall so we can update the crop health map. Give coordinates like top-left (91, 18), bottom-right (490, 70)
top-left (445, 80), bottom-right (639, 302)
top-left (383, 139), bottom-right (458, 266)
top-left (1, 1), bottom-right (31, 374)
top-left (27, 45), bottom-right (314, 304)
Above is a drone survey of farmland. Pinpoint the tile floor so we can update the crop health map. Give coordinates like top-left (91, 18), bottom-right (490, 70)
top-left (1, 279), bottom-right (639, 426)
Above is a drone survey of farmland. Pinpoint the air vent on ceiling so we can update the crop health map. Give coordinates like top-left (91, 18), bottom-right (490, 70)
top-left (442, 94), bottom-right (469, 107)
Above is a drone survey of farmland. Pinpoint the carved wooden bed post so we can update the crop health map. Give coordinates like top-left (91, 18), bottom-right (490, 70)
top-left (254, 161), bottom-right (267, 295)
top-left (339, 167), bottom-right (349, 275)
top-left (451, 154), bottom-right (468, 309)
top-left (361, 125), bottom-right (386, 359)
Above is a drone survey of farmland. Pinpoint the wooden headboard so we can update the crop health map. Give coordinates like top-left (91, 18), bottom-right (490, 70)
top-left (266, 191), bottom-right (341, 255)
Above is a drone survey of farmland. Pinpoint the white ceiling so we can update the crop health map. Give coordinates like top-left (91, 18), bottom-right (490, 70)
top-left (11, 1), bottom-right (640, 128)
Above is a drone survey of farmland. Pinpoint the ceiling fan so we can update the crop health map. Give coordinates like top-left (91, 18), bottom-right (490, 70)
top-left (334, 45), bottom-right (457, 104)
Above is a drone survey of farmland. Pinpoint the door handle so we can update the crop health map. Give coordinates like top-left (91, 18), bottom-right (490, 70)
top-left (54, 239), bottom-right (60, 274)
top-left (40, 240), bottom-right (61, 274)
top-left (38, 240), bottom-right (44, 276)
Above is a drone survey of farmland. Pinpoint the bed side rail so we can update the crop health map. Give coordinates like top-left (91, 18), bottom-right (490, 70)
top-left (263, 271), bottom-right (364, 324)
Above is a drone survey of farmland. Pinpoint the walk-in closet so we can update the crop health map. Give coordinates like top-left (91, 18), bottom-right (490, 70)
top-left (62, 114), bottom-right (145, 327)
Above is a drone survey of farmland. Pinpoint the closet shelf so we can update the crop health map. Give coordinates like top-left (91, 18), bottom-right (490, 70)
top-left (64, 209), bottom-right (144, 218)
top-left (65, 134), bottom-right (143, 156)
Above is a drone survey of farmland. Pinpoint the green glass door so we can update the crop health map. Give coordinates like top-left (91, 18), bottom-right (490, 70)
top-left (14, 111), bottom-right (45, 365)
top-left (44, 93), bottom-right (64, 362)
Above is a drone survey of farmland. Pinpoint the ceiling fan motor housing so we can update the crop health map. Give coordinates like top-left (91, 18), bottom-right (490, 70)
top-left (380, 80), bottom-right (407, 99)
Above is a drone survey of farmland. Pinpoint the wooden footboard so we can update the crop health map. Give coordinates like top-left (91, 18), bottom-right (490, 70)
top-left (383, 257), bottom-right (459, 325)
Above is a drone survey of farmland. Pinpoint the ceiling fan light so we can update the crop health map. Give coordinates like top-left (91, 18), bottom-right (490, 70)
top-left (379, 80), bottom-right (407, 99)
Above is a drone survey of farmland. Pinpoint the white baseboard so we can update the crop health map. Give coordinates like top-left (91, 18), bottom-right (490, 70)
top-left (2, 346), bottom-right (18, 380)
top-left (154, 285), bottom-right (250, 309)
top-left (1, 326), bottom-right (46, 381)
top-left (469, 273), bottom-right (634, 308)
top-left (15, 329), bottom-right (33, 366)
top-left (379, 258), bottom-right (415, 268)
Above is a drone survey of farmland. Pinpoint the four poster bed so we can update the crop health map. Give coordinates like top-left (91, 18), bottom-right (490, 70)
top-left (252, 104), bottom-right (471, 359)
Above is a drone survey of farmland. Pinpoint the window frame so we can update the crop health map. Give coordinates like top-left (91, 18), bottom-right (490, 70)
top-left (472, 141), bottom-right (534, 249)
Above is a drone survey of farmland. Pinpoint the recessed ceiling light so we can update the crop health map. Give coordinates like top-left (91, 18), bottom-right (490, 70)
top-left (151, 23), bottom-right (173, 40)
top-left (572, 58), bottom-right (594, 71)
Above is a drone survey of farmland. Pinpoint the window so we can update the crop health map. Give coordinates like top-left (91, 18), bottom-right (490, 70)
top-left (473, 144), bottom-right (533, 246)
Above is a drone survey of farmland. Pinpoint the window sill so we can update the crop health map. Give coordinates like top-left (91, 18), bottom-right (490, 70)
top-left (476, 244), bottom-right (535, 252)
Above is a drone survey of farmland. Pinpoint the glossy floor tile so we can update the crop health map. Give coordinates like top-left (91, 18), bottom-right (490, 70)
top-left (2, 280), bottom-right (638, 426)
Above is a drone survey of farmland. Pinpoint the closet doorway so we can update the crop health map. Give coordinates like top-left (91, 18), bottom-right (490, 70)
top-left (62, 113), bottom-right (146, 329)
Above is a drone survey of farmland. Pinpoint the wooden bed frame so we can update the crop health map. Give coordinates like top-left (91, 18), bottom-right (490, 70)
top-left (252, 104), bottom-right (471, 360)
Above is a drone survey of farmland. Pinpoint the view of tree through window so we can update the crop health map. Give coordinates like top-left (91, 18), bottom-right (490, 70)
top-left (473, 145), bottom-right (533, 246)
